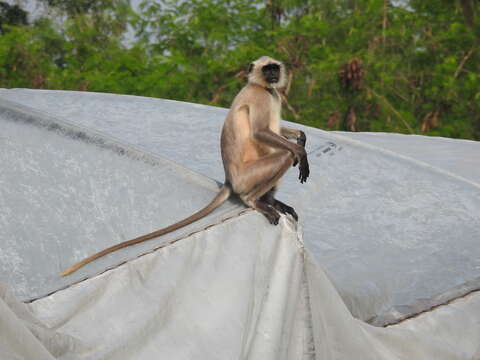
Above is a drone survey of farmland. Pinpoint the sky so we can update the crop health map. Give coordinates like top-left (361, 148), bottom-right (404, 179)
top-left (7, 0), bottom-right (410, 20)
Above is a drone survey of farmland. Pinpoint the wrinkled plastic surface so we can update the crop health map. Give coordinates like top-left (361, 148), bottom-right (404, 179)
top-left (336, 131), bottom-right (480, 185)
top-left (1, 214), bottom-right (480, 359)
top-left (2, 214), bottom-right (312, 360)
top-left (1, 89), bottom-right (478, 325)
top-left (0, 95), bottom-right (240, 301)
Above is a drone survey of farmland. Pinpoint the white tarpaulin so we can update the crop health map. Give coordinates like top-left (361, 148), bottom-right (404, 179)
top-left (0, 89), bottom-right (479, 359)
top-left (2, 214), bottom-right (480, 359)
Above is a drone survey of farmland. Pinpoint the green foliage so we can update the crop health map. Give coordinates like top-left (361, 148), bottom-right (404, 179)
top-left (0, 1), bottom-right (28, 34)
top-left (39, 0), bottom-right (129, 16)
top-left (0, 0), bottom-right (479, 140)
top-left (135, 0), bottom-right (269, 104)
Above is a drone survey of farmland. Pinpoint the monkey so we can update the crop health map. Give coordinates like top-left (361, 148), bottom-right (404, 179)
top-left (61, 56), bottom-right (309, 276)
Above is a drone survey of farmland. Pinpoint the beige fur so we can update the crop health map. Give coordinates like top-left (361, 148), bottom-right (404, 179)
top-left (221, 56), bottom-right (305, 199)
top-left (247, 56), bottom-right (287, 89)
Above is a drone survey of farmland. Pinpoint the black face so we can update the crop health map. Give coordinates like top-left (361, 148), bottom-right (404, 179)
top-left (262, 63), bottom-right (280, 83)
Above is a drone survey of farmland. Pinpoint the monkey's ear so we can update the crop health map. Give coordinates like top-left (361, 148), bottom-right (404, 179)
top-left (247, 63), bottom-right (254, 73)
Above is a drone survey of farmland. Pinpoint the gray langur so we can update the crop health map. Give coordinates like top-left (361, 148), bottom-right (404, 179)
top-left (61, 56), bottom-right (309, 276)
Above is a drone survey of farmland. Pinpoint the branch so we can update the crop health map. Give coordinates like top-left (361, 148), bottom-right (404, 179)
top-left (280, 92), bottom-right (300, 121)
top-left (459, 0), bottom-right (475, 30)
top-left (210, 85), bottom-right (226, 104)
top-left (382, 0), bottom-right (388, 49)
top-left (454, 48), bottom-right (475, 79)
top-left (366, 86), bottom-right (414, 134)
top-left (385, 84), bottom-right (410, 103)
top-left (285, 70), bottom-right (293, 96)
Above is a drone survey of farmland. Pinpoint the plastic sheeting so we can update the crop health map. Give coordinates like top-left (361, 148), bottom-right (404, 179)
top-left (335, 131), bottom-right (480, 185)
top-left (1, 89), bottom-right (479, 325)
top-left (1, 213), bottom-right (480, 359)
top-left (3, 214), bottom-right (311, 360)
top-left (0, 89), bottom-right (479, 359)
top-left (0, 95), bottom-right (240, 301)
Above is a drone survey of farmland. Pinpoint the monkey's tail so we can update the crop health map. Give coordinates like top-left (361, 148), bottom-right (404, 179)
top-left (61, 185), bottom-right (232, 276)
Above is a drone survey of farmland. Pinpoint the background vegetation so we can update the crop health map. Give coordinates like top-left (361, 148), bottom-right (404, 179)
top-left (1, 0), bottom-right (479, 140)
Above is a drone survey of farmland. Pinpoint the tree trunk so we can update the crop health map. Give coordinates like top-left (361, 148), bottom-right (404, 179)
top-left (459, 0), bottom-right (475, 30)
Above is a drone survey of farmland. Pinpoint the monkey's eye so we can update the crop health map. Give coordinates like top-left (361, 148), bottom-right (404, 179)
top-left (263, 64), bottom-right (280, 72)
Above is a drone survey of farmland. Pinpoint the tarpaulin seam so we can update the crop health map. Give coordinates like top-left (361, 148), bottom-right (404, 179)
top-left (384, 287), bottom-right (480, 328)
top-left (26, 208), bottom-right (254, 303)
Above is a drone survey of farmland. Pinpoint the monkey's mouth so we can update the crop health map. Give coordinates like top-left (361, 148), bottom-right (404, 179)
top-left (268, 76), bottom-right (279, 83)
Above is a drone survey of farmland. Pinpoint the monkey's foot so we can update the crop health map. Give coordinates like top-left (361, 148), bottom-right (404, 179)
top-left (254, 200), bottom-right (281, 225)
top-left (263, 208), bottom-right (280, 225)
top-left (273, 200), bottom-right (298, 222)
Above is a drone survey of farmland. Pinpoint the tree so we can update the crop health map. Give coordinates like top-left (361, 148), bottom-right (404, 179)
top-left (0, 0), bottom-right (479, 140)
top-left (0, 2), bottom-right (28, 34)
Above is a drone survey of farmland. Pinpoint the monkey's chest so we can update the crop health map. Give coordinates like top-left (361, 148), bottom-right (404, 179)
top-left (268, 100), bottom-right (281, 134)
top-left (269, 119), bottom-right (280, 134)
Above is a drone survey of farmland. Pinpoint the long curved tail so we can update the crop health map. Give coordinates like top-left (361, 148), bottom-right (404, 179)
top-left (61, 185), bottom-right (232, 276)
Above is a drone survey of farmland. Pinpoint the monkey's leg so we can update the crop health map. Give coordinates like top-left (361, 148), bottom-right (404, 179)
top-left (236, 150), bottom-right (294, 224)
top-left (231, 151), bottom-right (294, 195)
top-left (261, 188), bottom-right (298, 221)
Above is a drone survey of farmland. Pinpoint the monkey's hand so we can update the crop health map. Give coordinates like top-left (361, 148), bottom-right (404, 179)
top-left (294, 147), bottom-right (309, 183)
top-left (299, 155), bottom-right (310, 183)
top-left (297, 131), bottom-right (306, 148)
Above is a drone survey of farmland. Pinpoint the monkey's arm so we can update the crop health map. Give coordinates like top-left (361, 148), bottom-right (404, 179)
top-left (248, 98), bottom-right (309, 182)
top-left (280, 127), bottom-right (306, 147)
top-left (248, 101), bottom-right (303, 155)
top-left (253, 129), bottom-right (309, 183)
top-left (254, 129), bottom-right (303, 157)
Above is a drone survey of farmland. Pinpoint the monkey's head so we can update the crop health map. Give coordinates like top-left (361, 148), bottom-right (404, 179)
top-left (247, 56), bottom-right (287, 89)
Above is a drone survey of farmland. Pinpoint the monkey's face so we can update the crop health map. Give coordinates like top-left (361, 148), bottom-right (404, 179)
top-left (262, 63), bottom-right (280, 84)
top-left (248, 56), bottom-right (286, 89)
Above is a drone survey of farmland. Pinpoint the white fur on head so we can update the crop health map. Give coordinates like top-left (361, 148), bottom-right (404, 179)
top-left (247, 56), bottom-right (287, 89)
